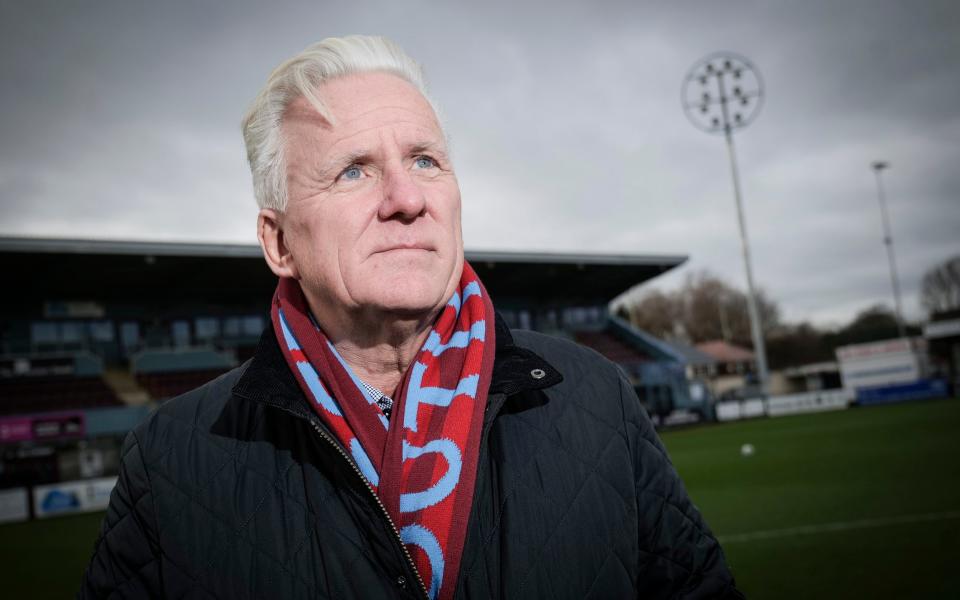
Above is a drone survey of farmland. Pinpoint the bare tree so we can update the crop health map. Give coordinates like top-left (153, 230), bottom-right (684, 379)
top-left (623, 289), bottom-right (680, 339)
top-left (625, 270), bottom-right (780, 345)
top-left (677, 271), bottom-right (779, 344)
top-left (921, 255), bottom-right (960, 316)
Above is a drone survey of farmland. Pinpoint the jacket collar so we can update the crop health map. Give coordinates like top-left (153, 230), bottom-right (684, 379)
top-left (232, 312), bottom-right (562, 419)
top-left (489, 312), bottom-right (562, 395)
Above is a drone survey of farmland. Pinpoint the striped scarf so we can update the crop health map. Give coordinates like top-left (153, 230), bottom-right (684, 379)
top-left (271, 262), bottom-right (495, 600)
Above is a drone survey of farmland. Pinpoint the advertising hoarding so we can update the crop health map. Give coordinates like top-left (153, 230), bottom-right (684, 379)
top-left (0, 488), bottom-right (29, 524)
top-left (32, 476), bottom-right (117, 519)
top-left (836, 338), bottom-right (926, 391)
top-left (0, 412), bottom-right (85, 443)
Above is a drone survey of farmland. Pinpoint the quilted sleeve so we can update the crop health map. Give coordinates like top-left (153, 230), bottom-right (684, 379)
top-left (78, 429), bottom-right (162, 599)
top-left (618, 373), bottom-right (744, 600)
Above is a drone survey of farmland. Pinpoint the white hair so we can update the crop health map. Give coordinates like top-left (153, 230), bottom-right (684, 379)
top-left (241, 35), bottom-right (440, 212)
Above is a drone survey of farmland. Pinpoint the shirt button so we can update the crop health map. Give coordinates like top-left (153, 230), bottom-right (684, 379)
top-left (396, 575), bottom-right (407, 588)
top-left (531, 368), bottom-right (546, 379)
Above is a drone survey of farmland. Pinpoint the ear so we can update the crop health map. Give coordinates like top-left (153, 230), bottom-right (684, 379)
top-left (258, 208), bottom-right (299, 279)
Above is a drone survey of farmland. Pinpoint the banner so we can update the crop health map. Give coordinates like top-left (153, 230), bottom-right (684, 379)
top-left (856, 378), bottom-right (949, 406)
top-left (0, 412), bottom-right (85, 443)
top-left (766, 389), bottom-right (852, 417)
top-left (0, 488), bottom-right (29, 524)
top-left (32, 476), bottom-right (117, 519)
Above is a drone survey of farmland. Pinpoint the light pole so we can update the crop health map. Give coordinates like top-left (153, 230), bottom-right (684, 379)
top-left (871, 161), bottom-right (907, 339)
top-left (682, 52), bottom-right (770, 397)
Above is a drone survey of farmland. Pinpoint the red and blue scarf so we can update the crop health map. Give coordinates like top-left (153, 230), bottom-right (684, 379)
top-left (271, 261), bottom-right (495, 600)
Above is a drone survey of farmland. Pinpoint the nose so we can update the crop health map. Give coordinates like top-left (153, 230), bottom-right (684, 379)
top-left (378, 164), bottom-right (427, 222)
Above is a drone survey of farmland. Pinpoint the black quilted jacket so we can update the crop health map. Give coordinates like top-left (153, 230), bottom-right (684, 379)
top-left (79, 318), bottom-right (742, 599)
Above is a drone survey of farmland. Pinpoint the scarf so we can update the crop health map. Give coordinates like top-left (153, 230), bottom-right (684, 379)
top-left (271, 261), bottom-right (495, 600)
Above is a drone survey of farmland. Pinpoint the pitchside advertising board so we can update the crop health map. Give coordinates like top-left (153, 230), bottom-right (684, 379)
top-left (0, 412), bottom-right (85, 443)
top-left (32, 476), bottom-right (117, 519)
top-left (836, 338), bottom-right (926, 390)
top-left (836, 337), bottom-right (947, 404)
top-left (0, 488), bottom-right (30, 524)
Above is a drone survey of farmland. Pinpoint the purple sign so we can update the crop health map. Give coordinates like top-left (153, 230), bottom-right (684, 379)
top-left (0, 412), bottom-right (85, 443)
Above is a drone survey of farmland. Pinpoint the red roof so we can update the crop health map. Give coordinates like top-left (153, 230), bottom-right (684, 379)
top-left (694, 340), bottom-right (755, 363)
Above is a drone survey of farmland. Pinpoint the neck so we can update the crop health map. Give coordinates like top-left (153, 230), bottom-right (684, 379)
top-left (306, 298), bottom-right (438, 396)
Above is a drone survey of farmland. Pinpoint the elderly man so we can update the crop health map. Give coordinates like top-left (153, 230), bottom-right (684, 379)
top-left (80, 36), bottom-right (741, 599)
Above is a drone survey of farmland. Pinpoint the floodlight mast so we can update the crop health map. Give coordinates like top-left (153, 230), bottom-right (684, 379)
top-left (870, 161), bottom-right (907, 339)
top-left (682, 52), bottom-right (770, 398)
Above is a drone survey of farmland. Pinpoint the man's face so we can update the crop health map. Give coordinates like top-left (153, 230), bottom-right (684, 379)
top-left (278, 72), bottom-right (463, 322)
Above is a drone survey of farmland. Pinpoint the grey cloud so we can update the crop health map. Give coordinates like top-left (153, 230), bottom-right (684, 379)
top-left (1, 0), bottom-right (958, 326)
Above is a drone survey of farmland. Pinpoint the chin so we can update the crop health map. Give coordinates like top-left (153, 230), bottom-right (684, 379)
top-left (374, 289), bottom-right (446, 316)
top-left (366, 271), bottom-right (453, 316)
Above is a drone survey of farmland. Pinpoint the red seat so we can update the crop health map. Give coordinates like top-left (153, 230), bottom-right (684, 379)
top-left (0, 375), bottom-right (122, 416)
top-left (136, 369), bottom-right (230, 401)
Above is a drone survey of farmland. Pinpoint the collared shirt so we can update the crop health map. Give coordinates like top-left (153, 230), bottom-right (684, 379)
top-left (359, 380), bottom-right (393, 419)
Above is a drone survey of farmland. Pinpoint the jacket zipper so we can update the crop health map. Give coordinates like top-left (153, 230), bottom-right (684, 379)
top-left (308, 419), bottom-right (430, 600)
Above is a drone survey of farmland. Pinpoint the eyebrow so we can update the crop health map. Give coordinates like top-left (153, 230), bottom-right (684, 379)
top-left (408, 141), bottom-right (448, 158)
top-left (314, 148), bottom-right (374, 181)
top-left (318, 140), bottom-right (449, 179)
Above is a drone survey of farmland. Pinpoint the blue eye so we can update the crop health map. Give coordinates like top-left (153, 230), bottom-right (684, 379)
top-left (341, 166), bottom-right (362, 180)
top-left (414, 156), bottom-right (436, 169)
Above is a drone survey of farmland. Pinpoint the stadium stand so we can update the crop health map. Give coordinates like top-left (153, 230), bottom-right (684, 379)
top-left (0, 354), bottom-right (121, 416)
top-left (575, 329), bottom-right (652, 364)
top-left (0, 236), bottom-right (697, 522)
top-left (135, 369), bottom-right (230, 401)
top-left (130, 347), bottom-right (236, 401)
top-left (0, 374), bottom-right (120, 416)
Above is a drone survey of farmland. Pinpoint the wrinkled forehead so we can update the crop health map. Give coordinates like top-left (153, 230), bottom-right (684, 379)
top-left (283, 72), bottom-right (445, 145)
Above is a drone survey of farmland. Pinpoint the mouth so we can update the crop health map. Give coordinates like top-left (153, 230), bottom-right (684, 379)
top-left (373, 243), bottom-right (434, 254)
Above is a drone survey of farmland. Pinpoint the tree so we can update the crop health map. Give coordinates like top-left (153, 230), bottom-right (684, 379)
top-left (623, 271), bottom-right (929, 368)
top-left (822, 304), bottom-right (920, 349)
top-left (624, 270), bottom-right (780, 346)
top-left (622, 289), bottom-right (680, 340)
top-left (921, 255), bottom-right (960, 316)
top-left (766, 322), bottom-right (833, 369)
top-left (675, 271), bottom-right (779, 345)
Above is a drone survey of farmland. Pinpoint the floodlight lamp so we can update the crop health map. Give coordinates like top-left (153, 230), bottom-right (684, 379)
top-left (682, 51), bottom-right (764, 134)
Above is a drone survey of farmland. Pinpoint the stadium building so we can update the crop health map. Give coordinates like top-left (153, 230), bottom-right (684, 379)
top-left (0, 236), bottom-right (704, 522)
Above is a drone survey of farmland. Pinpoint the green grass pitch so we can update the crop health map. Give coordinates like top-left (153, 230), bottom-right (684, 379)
top-left (1, 397), bottom-right (958, 598)
top-left (660, 397), bottom-right (960, 599)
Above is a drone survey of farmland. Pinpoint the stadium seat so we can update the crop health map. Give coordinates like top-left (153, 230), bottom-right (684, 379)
top-left (135, 369), bottom-right (230, 401)
top-left (0, 375), bottom-right (122, 416)
top-left (574, 330), bottom-right (652, 364)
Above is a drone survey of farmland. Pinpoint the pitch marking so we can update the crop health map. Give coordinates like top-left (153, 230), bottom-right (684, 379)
top-left (718, 510), bottom-right (960, 544)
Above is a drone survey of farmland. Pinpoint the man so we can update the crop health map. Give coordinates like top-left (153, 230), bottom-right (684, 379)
top-left (80, 35), bottom-right (741, 599)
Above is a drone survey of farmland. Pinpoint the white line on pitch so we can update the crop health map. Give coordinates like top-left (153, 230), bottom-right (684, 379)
top-left (718, 510), bottom-right (960, 544)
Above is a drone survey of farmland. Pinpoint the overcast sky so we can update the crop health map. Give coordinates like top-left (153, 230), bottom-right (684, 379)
top-left (1, 0), bottom-right (957, 327)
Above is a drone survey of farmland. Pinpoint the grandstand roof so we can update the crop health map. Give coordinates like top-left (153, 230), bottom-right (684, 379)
top-left (3, 236), bottom-right (687, 307)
